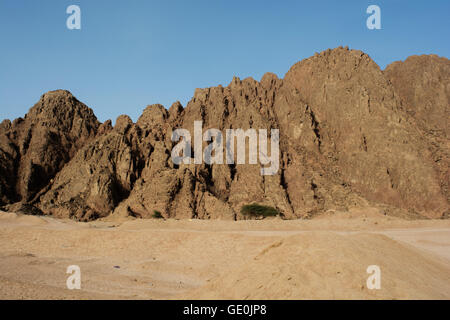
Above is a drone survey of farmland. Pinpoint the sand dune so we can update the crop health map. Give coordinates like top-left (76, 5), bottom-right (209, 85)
top-left (0, 210), bottom-right (449, 300)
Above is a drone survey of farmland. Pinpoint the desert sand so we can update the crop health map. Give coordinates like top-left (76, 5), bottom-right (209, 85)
top-left (0, 208), bottom-right (449, 300)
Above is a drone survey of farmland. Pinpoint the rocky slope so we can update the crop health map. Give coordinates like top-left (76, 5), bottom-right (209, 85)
top-left (0, 91), bottom-right (99, 210)
top-left (1, 48), bottom-right (448, 220)
top-left (384, 55), bottom-right (450, 212)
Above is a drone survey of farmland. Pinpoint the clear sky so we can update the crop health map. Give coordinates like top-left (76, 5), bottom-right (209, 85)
top-left (1, 0), bottom-right (449, 123)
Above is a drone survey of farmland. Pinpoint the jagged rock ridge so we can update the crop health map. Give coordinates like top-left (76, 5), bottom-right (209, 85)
top-left (0, 48), bottom-right (448, 220)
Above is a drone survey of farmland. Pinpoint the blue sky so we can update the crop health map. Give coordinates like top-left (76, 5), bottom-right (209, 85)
top-left (1, 0), bottom-right (449, 123)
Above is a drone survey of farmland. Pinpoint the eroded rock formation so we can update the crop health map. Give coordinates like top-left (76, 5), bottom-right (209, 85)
top-left (1, 48), bottom-right (448, 220)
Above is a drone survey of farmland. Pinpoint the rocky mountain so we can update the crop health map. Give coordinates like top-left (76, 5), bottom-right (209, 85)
top-left (384, 55), bottom-right (450, 211)
top-left (0, 90), bottom-right (99, 210)
top-left (1, 47), bottom-right (448, 220)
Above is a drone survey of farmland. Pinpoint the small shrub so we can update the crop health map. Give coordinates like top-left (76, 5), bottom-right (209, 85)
top-left (152, 210), bottom-right (164, 219)
top-left (240, 203), bottom-right (279, 218)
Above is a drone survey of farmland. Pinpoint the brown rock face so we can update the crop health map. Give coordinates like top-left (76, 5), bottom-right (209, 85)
top-left (384, 55), bottom-right (450, 211)
top-left (0, 90), bottom-right (99, 209)
top-left (0, 120), bottom-right (18, 205)
top-left (40, 126), bottom-right (137, 221)
top-left (385, 55), bottom-right (450, 137)
top-left (284, 47), bottom-right (448, 218)
top-left (1, 48), bottom-right (448, 220)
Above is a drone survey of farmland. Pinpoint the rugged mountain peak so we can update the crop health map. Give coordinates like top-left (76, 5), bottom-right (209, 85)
top-left (1, 48), bottom-right (449, 220)
top-left (40, 89), bottom-right (74, 103)
top-left (26, 90), bottom-right (97, 126)
top-left (384, 54), bottom-right (450, 136)
top-left (283, 47), bottom-right (447, 218)
top-left (260, 72), bottom-right (280, 89)
top-left (168, 101), bottom-right (184, 121)
top-left (114, 115), bottom-right (133, 134)
top-left (169, 101), bottom-right (183, 115)
top-left (97, 119), bottom-right (113, 136)
top-left (230, 76), bottom-right (241, 86)
top-left (137, 104), bottom-right (168, 129)
top-left (0, 90), bottom-right (100, 205)
top-left (384, 54), bottom-right (450, 207)
top-left (0, 119), bottom-right (11, 131)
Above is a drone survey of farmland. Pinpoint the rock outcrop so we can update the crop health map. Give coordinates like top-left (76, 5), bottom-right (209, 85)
top-left (384, 54), bottom-right (450, 212)
top-left (0, 90), bottom-right (99, 210)
top-left (0, 48), bottom-right (448, 220)
top-left (284, 48), bottom-right (447, 218)
top-left (384, 55), bottom-right (450, 137)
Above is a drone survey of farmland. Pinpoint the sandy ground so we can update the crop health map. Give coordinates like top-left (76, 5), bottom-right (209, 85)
top-left (0, 208), bottom-right (449, 300)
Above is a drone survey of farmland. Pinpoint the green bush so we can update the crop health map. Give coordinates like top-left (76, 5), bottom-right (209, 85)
top-left (152, 210), bottom-right (164, 219)
top-left (240, 203), bottom-right (279, 218)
